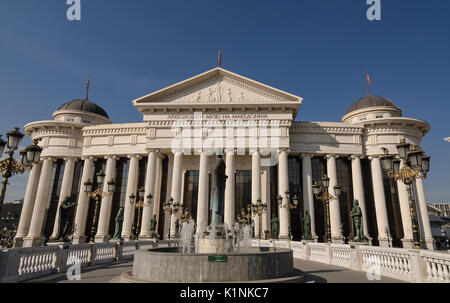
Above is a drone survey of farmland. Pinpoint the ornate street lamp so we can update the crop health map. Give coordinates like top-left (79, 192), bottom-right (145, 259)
top-left (130, 187), bottom-right (153, 240)
top-left (251, 199), bottom-right (267, 239)
top-left (278, 191), bottom-right (299, 239)
top-left (0, 129), bottom-right (43, 216)
top-left (163, 197), bottom-right (179, 239)
top-left (312, 175), bottom-right (342, 243)
top-left (380, 139), bottom-right (430, 249)
top-left (84, 170), bottom-right (115, 243)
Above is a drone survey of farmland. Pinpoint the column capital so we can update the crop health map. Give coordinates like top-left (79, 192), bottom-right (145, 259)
top-left (127, 154), bottom-right (142, 160)
top-left (104, 155), bottom-right (118, 160)
top-left (172, 149), bottom-right (184, 155)
top-left (224, 148), bottom-right (235, 155)
top-left (42, 156), bottom-right (56, 163)
top-left (300, 153), bottom-right (314, 159)
top-left (325, 154), bottom-right (339, 160)
top-left (148, 148), bottom-right (159, 154)
top-left (278, 148), bottom-right (290, 154)
top-left (62, 156), bottom-right (78, 162)
top-left (81, 156), bottom-right (96, 161)
top-left (368, 155), bottom-right (379, 160)
top-left (350, 154), bottom-right (363, 160)
top-left (249, 148), bottom-right (260, 155)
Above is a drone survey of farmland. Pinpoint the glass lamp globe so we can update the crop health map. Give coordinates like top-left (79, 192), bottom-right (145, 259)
top-left (6, 127), bottom-right (24, 150)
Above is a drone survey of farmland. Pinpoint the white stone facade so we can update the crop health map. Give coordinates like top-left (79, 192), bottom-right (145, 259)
top-left (14, 68), bottom-right (434, 250)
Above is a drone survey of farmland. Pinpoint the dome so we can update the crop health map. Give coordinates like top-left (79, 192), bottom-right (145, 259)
top-left (57, 99), bottom-right (109, 119)
top-left (346, 96), bottom-right (399, 114)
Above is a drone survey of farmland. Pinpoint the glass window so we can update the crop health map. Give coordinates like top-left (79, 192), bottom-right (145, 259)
top-left (183, 171), bottom-right (199, 220)
top-left (109, 158), bottom-right (130, 235)
top-left (235, 171), bottom-right (252, 219)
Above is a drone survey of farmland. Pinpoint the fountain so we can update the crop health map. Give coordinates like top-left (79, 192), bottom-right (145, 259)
top-left (121, 154), bottom-right (302, 283)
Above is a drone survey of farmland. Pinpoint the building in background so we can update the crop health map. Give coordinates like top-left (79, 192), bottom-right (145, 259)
top-left (427, 203), bottom-right (450, 250)
top-left (13, 67), bottom-right (435, 250)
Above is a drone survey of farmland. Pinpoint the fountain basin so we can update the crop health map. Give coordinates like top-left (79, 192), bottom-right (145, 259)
top-left (122, 247), bottom-right (298, 283)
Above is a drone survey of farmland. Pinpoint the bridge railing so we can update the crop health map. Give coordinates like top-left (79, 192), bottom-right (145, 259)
top-left (0, 239), bottom-right (166, 283)
top-left (250, 240), bottom-right (450, 283)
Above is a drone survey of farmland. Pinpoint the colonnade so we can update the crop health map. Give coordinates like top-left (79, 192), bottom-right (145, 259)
top-left (14, 149), bottom-right (435, 250)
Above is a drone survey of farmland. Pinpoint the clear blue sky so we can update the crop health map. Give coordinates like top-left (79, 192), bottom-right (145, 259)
top-left (0, 0), bottom-right (449, 203)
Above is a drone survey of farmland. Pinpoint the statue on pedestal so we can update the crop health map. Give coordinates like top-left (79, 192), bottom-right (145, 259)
top-left (210, 154), bottom-right (227, 227)
top-left (251, 218), bottom-right (255, 238)
top-left (350, 199), bottom-right (367, 242)
top-left (271, 214), bottom-right (279, 239)
top-left (112, 207), bottom-right (124, 240)
top-left (150, 214), bottom-right (157, 238)
top-left (175, 219), bottom-right (180, 238)
top-left (56, 197), bottom-right (77, 242)
top-left (302, 210), bottom-right (312, 240)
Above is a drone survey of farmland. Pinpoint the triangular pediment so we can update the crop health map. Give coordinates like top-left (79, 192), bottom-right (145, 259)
top-left (133, 68), bottom-right (302, 107)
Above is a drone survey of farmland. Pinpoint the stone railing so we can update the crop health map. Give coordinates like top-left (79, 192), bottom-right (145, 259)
top-left (0, 239), bottom-right (171, 283)
top-left (250, 240), bottom-right (450, 283)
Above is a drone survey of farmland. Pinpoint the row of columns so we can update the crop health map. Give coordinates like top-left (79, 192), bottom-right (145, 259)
top-left (15, 150), bottom-right (435, 249)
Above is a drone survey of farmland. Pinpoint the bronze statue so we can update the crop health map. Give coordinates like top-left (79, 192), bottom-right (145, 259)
top-left (350, 199), bottom-right (367, 241)
top-left (112, 207), bottom-right (124, 240)
top-left (251, 218), bottom-right (255, 238)
top-left (271, 214), bottom-right (279, 239)
top-left (56, 197), bottom-right (76, 242)
top-left (302, 210), bottom-right (312, 240)
top-left (175, 219), bottom-right (180, 238)
top-left (150, 214), bottom-right (157, 238)
top-left (210, 154), bottom-right (227, 226)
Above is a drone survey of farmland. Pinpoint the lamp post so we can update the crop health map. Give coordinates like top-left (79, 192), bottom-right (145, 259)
top-left (179, 208), bottom-right (192, 224)
top-left (129, 187), bottom-right (153, 241)
top-left (380, 139), bottom-right (430, 249)
top-left (277, 191), bottom-right (299, 239)
top-left (83, 170), bottom-right (116, 243)
top-left (251, 199), bottom-right (267, 239)
top-left (312, 175), bottom-right (342, 243)
top-left (162, 197), bottom-right (180, 240)
top-left (0, 128), bottom-right (42, 213)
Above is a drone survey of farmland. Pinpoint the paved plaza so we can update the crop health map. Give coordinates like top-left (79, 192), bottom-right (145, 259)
top-left (26, 258), bottom-right (404, 283)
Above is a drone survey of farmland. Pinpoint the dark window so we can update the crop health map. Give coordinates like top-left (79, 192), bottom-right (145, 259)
top-left (288, 156), bottom-right (302, 241)
top-left (43, 159), bottom-right (65, 239)
top-left (361, 158), bottom-right (379, 246)
top-left (382, 169), bottom-right (404, 247)
top-left (132, 157), bottom-right (148, 233)
top-left (158, 156), bottom-right (169, 239)
top-left (312, 157), bottom-right (327, 242)
top-left (109, 158), bottom-right (130, 235)
top-left (336, 158), bottom-right (354, 243)
top-left (183, 171), bottom-right (199, 220)
top-left (235, 171), bottom-right (252, 219)
top-left (85, 159), bottom-right (106, 241)
top-left (270, 164), bottom-right (279, 219)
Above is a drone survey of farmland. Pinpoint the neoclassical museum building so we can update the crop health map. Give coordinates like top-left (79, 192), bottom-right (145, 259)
top-left (14, 68), bottom-right (434, 250)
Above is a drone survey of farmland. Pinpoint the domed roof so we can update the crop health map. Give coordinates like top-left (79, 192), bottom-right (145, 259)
top-left (346, 96), bottom-right (399, 114)
top-left (57, 99), bottom-right (109, 119)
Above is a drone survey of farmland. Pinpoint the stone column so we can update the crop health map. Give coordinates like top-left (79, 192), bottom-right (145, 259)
top-left (72, 157), bottom-right (95, 244)
top-left (170, 150), bottom-right (183, 237)
top-left (415, 178), bottom-right (435, 250)
top-left (23, 157), bottom-right (56, 247)
top-left (196, 150), bottom-right (209, 233)
top-left (121, 155), bottom-right (140, 240)
top-left (326, 155), bottom-right (344, 243)
top-left (153, 155), bottom-right (163, 225)
top-left (251, 149), bottom-right (262, 238)
top-left (278, 149), bottom-right (290, 239)
top-left (302, 154), bottom-right (316, 239)
top-left (350, 155), bottom-right (370, 239)
top-left (14, 162), bottom-right (43, 247)
top-left (95, 155), bottom-right (117, 243)
top-left (140, 150), bottom-right (159, 238)
top-left (50, 157), bottom-right (77, 240)
top-left (224, 149), bottom-right (235, 230)
top-left (394, 161), bottom-right (414, 248)
top-left (370, 156), bottom-right (392, 247)
top-left (261, 167), bottom-right (270, 237)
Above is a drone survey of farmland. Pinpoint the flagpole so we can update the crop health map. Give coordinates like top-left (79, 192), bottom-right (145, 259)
top-left (366, 72), bottom-right (370, 97)
top-left (85, 76), bottom-right (90, 101)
